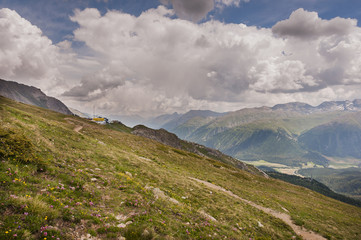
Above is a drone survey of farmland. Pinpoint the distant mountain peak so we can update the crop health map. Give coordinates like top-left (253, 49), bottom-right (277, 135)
top-left (271, 99), bottom-right (361, 113)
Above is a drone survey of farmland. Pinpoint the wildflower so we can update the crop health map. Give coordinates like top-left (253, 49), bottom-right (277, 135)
top-left (44, 232), bottom-right (48, 236)
top-left (24, 212), bottom-right (29, 216)
top-left (13, 234), bottom-right (17, 236)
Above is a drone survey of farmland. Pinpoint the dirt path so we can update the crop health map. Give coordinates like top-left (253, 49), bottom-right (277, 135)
top-left (73, 125), bottom-right (83, 133)
top-left (64, 118), bottom-right (83, 133)
top-left (189, 177), bottom-right (326, 240)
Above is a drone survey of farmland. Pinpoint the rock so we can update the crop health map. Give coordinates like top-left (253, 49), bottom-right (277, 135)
top-left (142, 229), bottom-right (150, 237)
top-left (115, 214), bottom-right (126, 221)
top-left (117, 223), bottom-right (126, 228)
top-left (47, 226), bottom-right (60, 231)
top-left (152, 188), bottom-right (180, 205)
top-left (79, 233), bottom-right (101, 240)
top-left (199, 210), bottom-right (217, 222)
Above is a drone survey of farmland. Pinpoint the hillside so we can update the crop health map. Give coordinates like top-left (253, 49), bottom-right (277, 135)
top-left (299, 122), bottom-right (361, 158)
top-left (0, 79), bottom-right (72, 115)
top-left (266, 172), bottom-right (361, 207)
top-left (1, 96), bottom-right (361, 239)
top-left (131, 125), bottom-right (263, 176)
top-left (299, 168), bottom-right (361, 200)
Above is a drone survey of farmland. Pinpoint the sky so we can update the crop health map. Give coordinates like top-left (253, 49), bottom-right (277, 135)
top-left (1, 0), bottom-right (361, 118)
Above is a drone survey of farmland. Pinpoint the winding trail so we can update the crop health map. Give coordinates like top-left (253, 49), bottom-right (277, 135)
top-left (64, 117), bottom-right (83, 133)
top-left (189, 177), bottom-right (326, 240)
top-left (73, 125), bottom-right (83, 133)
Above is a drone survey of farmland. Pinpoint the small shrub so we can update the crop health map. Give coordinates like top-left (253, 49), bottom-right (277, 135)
top-left (88, 229), bottom-right (97, 237)
top-left (123, 225), bottom-right (154, 240)
top-left (0, 127), bottom-right (43, 164)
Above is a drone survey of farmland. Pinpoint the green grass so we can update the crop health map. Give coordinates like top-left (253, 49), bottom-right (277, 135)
top-left (0, 96), bottom-right (361, 239)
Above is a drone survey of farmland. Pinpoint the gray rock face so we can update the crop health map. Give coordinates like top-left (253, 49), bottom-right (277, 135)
top-left (0, 79), bottom-right (72, 115)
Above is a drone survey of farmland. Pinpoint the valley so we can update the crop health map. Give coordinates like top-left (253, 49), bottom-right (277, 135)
top-left (152, 101), bottom-right (361, 200)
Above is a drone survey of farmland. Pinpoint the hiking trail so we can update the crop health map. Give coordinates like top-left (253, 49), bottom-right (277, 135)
top-left (190, 177), bottom-right (326, 240)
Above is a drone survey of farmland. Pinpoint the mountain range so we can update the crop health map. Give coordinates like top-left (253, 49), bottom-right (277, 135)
top-left (154, 100), bottom-right (361, 168)
top-left (1, 95), bottom-right (361, 239)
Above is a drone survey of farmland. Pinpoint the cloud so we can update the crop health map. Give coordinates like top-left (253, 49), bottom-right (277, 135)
top-left (2, 7), bottom-right (361, 118)
top-left (62, 66), bottom-right (126, 101)
top-left (0, 8), bottom-right (61, 87)
top-left (160, 0), bottom-right (246, 22)
top-left (160, 0), bottom-right (214, 22)
top-left (64, 7), bottom-right (361, 116)
top-left (272, 8), bottom-right (357, 40)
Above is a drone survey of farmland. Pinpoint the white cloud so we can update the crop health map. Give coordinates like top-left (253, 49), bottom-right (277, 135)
top-left (249, 59), bottom-right (317, 93)
top-left (0, 8), bottom-right (61, 88)
top-left (1, 7), bottom-right (361, 118)
top-left (65, 7), bottom-right (361, 116)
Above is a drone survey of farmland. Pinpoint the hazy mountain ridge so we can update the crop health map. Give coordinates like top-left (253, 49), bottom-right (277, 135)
top-left (299, 121), bottom-right (361, 159)
top-left (0, 79), bottom-right (72, 115)
top-left (155, 100), bottom-right (361, 169)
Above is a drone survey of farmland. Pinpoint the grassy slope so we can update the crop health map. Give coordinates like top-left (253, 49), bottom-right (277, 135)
top-left (266, 172), bottom-right (361, 207)
top-left (1, 96), bottom-right (361, 240)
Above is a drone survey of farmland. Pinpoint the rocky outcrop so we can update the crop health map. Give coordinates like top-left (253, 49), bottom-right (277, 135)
top-left (0, 79), bottom-right (72, 115)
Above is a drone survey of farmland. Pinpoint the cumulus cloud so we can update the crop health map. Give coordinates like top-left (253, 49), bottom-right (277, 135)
top-left (63, 6), bottom-right (361, 116)
top-left (2, 6), bottom-right (361, 118)
top-left (0, 8), bottom-right (61, 87)
top-left (272, 8), bottom-right (357, 39)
